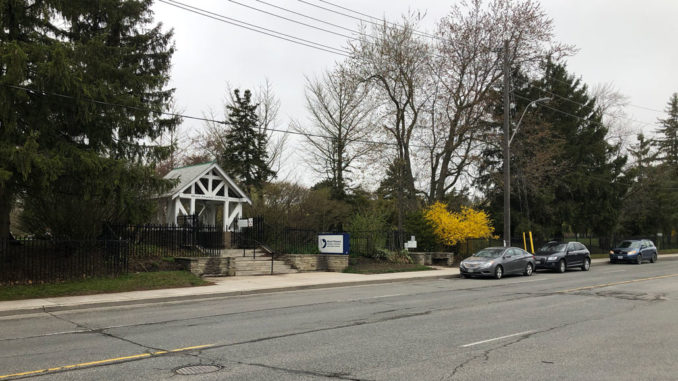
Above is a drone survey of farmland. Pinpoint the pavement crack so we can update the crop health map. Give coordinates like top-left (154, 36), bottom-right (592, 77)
top-left (233, 360), bottom-right (369, 380)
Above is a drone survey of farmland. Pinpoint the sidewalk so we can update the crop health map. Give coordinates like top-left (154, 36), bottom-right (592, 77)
top-left (2, 255), bottom-right (677, 317)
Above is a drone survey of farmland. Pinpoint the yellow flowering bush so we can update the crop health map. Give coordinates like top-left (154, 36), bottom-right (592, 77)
top-left (423, 202), bottom-right (495, 246)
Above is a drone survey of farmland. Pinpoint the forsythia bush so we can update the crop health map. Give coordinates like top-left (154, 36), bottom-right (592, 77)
top-left (423, 202), bottom-right (495, 246)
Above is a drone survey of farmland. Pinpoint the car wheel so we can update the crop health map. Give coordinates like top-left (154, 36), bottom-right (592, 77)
top-left (650, 253), bottom-right (657, 263)
top-left (494, 265), bottom-right (503, 280)
top-left (581, 258), bottom-right (591, 271)
top-left (636, 254), bottom-right (643, 265)
top-left (557, 259), bottom-right (566, 273)
top-left (524, 263), bottom-right (534, 276)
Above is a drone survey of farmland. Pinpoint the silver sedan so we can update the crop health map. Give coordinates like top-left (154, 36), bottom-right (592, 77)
top-left (459, 246), bottom-right (536, 279)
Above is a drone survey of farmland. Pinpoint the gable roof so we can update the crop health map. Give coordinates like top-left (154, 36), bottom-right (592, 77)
top-left (162, 162), bottom-right (251, 204)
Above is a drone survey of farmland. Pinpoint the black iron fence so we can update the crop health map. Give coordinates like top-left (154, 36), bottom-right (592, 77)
top-left (107, 222), bottom-right (223, 258)
top-left (0, 239), bottom-right (129, 285)
top-left (231, 218), bottom-right (409, 256)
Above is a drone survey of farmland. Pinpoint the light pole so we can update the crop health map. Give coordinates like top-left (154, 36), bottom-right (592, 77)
top-left (502, 93), bottom-right (550, 247)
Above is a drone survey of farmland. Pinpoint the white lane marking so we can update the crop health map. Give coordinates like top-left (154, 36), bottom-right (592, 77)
top-left (461, 330), bottom-right (534, 348)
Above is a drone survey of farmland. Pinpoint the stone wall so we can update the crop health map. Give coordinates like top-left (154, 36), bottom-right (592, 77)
top-left (176, 257), bottom-right (235, 277)
top-left (409, 252), bottom-right (454, 266)
top-left (282, 254), bottom-right (349, 272)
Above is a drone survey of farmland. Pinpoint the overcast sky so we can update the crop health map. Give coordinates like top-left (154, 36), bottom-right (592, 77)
top-left (152, 0), bottom-right (678, 186)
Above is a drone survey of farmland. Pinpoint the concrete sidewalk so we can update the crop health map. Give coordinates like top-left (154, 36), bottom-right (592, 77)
top-left (2, 255), bottom-right (677, 317)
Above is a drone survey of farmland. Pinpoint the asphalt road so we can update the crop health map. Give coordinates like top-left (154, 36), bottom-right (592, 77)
top-left (2, 259), bottom-right (678, 380)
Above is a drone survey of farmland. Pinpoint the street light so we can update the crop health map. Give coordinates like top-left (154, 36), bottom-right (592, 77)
top-left (503, 96), bottom-right (550, 247)
top-left (509, 97), bottom-right (551, 146)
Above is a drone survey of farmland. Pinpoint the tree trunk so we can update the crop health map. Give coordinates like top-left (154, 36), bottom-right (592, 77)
top-left (0, 186), bottom-right (12, 239)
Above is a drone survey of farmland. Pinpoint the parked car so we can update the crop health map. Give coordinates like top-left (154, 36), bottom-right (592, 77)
top-left (460, 247), bottom-right (535, 279)
top-left (534, 241), bottom-right (591, 273)
top-left (609, 239), bottom-right (658, 264)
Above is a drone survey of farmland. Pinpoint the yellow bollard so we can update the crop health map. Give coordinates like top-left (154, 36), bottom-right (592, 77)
top-left (529, 231), bottom-right (535, 254)
top-left (523, 232), bottom-right (527, 251)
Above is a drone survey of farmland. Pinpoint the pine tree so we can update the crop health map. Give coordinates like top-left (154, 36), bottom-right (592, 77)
top-left (655, 93), bottom-right (678, 165)
top-left (0, 0), bottom-right (178, 238)
top-left (220, 89), bottom-right (275, 192)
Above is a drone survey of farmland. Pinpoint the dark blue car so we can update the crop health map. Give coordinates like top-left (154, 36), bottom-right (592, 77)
top-left (609, 239), bottom-right (658, 264)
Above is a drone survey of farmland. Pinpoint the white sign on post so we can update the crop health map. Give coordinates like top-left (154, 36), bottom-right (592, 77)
top-left (237, 218), bottom-right (253, 228)
top-left (404, 236), bottom-right (417, 249)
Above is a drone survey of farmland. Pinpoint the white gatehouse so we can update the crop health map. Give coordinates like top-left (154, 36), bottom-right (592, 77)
top-left (159, 162), bottom-right (251, 232)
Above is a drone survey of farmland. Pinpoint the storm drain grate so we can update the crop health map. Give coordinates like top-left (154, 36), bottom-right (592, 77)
top-left (174, 365), bottom-right (222, 375)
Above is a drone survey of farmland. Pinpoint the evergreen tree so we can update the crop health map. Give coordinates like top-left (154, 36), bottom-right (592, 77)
top-left (478, 62), bottom-right (627, 240)
top-left (0, 0), bottom-right (178, 238)
top-left (220, 89), bottom-right (275, 192)
top-left (655, 93), bottom-right (678, 165)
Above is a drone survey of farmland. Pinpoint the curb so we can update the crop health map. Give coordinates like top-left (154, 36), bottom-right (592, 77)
top-left (2, 255), bottom-right (678, 317)
top-left (0, 272), bottom-right (460, 317)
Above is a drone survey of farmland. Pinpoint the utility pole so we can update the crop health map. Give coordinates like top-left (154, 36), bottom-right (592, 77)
top-left (503, 39), bottom-right (511, 247)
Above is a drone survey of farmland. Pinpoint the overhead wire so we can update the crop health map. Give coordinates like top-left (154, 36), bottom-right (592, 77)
top-left (225, 0), bottom-right (355, 40)
top-left (537, 75), bottom-right (665, 114)
top-left (526, 83), bottom-right (656, 128)
top-left (158, 0), bottom-right (350, 57)
top-left (247, 0), bottom-right (364, 37)
top-left (2, 83), bottom-right (434, 149)
top-left (296, 0), bottom-right (443, 42)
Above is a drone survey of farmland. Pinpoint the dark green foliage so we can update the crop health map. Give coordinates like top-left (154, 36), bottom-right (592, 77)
top-left (1, 0), bottom-right (178, 238)
top-left (219, 89), bottom-right (275, 192)
top-left (654, 93), bottom-right (678, 165)
top-left (404, 211), bottom-right (440, 252)
top-left (479, 62), bottom-right (627, 240)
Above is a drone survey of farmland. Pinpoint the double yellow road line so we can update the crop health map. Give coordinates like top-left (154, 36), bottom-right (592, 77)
top-left (0, 344), bottom-right (213, 380)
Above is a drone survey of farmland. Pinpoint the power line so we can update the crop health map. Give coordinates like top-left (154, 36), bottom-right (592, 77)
top-left (538, 75), bottom-right (665, 114)
top-left (226, 0), bottom-right (355, 40)
top-left (248, 0), bottom-right (364, 37)
top-left (526, 84), bottom-right (656, 128)
top-left (159, 0), bottom-right (350, 57)
top-left (2, 83), bottom-right (433, 149)
top-left (296, 0), bottom-right (442, 42)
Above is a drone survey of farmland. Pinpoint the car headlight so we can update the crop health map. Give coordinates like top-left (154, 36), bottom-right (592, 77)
top-left (479, 261), bottom-right (493, 268)
top-left (628, 250), bottom-right (637, 255)
top-left (609, 250), bottom-right (614, 255)
top-left (547, 255), bottom-right (559, 261)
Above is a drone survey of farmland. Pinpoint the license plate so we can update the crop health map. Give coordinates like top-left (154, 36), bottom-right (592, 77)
top-left (617, 256), bottom-right (623, 259)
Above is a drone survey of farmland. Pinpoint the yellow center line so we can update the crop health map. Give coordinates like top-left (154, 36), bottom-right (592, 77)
top-left (558, 273), bottom-right (678, 293)
top-left (0, 344), bottom-right (213, 380)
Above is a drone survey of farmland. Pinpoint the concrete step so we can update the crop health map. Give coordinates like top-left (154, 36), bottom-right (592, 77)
top-left (234, 258), bottom-right (298, 276)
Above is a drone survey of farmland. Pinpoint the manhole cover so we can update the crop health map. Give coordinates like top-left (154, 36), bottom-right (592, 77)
top-left (174, 365), bottom-right (222, 375)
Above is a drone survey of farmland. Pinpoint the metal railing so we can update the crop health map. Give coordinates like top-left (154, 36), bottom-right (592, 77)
top-left (0, 238), bottom-right (129, 285)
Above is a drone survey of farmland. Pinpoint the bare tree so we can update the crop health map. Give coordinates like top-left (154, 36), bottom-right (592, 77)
top-left (590, 82), bottom-right (634, 157)
top-left (426, 0), bottom-right (573, 201)
top-left (348, 13), bottom-right (432, 198)
top-left (348, 13), bottom-right (432, 239)
top-left (254, 79), bottom-right (288, 174)
top-left (293, 66), bottom-right (376, 198)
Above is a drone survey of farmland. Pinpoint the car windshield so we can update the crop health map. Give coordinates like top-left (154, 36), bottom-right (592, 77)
top-left (538, 242), bottom-right (566, 252)
top-left (618, 241), bottom-right (640, 249)
top-left (473, 248), bottom-right (504, 258)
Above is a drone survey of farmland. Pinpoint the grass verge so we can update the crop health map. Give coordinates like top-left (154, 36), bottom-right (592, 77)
top-left (343, 264), bottom-right (435, 274)
top-left (0, 271), bottom-right (210, 301)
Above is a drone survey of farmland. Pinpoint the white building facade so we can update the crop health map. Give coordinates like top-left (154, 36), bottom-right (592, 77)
top-left (159, 162), bottom-right (251, 232)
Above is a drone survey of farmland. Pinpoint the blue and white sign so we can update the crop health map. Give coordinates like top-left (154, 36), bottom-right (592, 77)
top-left (318, 233), bottom-right (350, 255)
